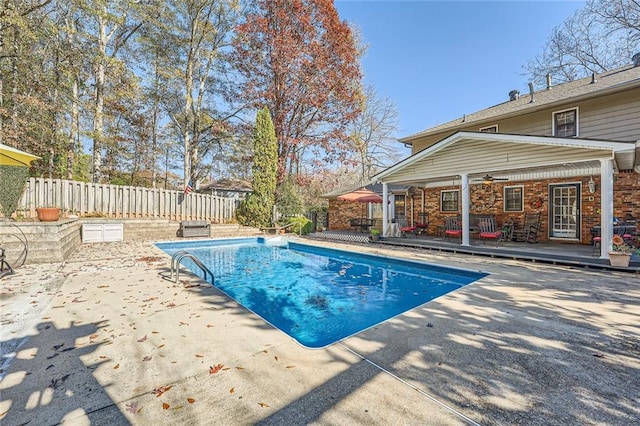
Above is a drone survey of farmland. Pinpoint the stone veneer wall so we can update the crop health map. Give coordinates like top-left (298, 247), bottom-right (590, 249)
top-left (0, 219), bottom-right (81, 265)
top-left (0, 219), bottom-right (261, 265)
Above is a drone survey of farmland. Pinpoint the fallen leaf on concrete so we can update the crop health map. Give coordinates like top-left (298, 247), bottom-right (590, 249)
top-left (114, 363), bottom-right (120, 369)
top-left (195, 354), bottom-right (204, 358)
top-left (125, 402), bottom-right (140, 414)
top-left (143, 356), bottom-right (152, 361)
top-left (286, 366), bottom-right (296, 369)
top-left (274, 356), bottom-right (278, 361)
top-left (49, 374), bottom-right (70, 389)
top-left (137, 335), bottom-right (148, 343)
top-left (258, 402), bottom-right (270, 408)
top-left (187, 398), bottom-right (195, 404)
top-left (209, 364), bottom-right (223, 374)
top-left (153, 386), bottom-right (173, 397)
top-left (162, 403), bottom-right (170, 410)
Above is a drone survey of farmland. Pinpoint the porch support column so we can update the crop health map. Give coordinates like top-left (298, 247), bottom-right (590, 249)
top-left (600, 158), bottom-right (614, 259)
top-left (461, 173), bottom-right (470, 246)
top-left (382, 182), bottom-right (389, 237)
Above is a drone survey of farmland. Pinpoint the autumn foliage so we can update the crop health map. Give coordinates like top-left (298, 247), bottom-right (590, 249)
top-left (232, 0), bottom-right (363, 181)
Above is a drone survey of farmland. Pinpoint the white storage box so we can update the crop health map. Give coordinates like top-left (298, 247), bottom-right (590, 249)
top-left (82, 223), bottom-right (124, 243)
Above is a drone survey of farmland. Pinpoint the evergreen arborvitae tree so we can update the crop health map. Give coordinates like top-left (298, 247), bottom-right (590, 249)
top-left (236, 108), bottom-right (278, 228)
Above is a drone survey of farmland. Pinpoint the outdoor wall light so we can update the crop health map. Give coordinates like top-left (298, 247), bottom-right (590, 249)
top-left (588, 176), bottom-right (596, 194)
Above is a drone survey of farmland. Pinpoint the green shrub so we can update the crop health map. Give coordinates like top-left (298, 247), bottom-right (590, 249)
top-left (286, 216), bottom-right (313, 235)
top-left (0, 166), bottom-right (29, 219)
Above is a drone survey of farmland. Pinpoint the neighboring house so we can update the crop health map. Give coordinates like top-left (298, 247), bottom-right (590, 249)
top-left (370, 56), bottom-right (640, 259)
top-left (197, 179), bottom-right (252, 199)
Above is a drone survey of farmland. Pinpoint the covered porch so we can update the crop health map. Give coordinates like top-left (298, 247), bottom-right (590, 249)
top-left (371, 131), bottom-right (639, 261)
top-left (307, 230), bottom-right (640, 272)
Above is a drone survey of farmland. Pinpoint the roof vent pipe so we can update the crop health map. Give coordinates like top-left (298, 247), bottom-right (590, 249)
top-left (633, 52), bottom-right (640, 67)
top-left (508, 90), bottom-right (520, 101)
top-left (546, 74), bottom-right (552, 89)
top-left (528, 82), bottom-right (535, 103)
top-left (591, 72), bottom-right (597, 84)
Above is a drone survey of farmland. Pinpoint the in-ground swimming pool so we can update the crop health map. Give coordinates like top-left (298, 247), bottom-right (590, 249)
top-left (156, 238), bottom-right (487, 348)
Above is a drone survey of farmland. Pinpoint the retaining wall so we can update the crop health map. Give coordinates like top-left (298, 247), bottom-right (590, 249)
top-left (0, 220), bottom-right (261, 266)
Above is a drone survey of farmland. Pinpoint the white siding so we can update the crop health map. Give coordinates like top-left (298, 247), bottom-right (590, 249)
top-left (388, 139), bottom-right (612, 183)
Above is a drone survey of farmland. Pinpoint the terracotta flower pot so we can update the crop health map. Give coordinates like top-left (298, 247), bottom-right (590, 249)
top-left (608, 252), bottom-right (631, 267)
top-left (36, 207), bottom-right (60, 222)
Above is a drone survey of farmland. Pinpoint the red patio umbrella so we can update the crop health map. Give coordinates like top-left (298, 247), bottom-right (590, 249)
top-left (337, 188), bottom-right (383, 203)
top-left (337, 188), bottom-right (383, 220)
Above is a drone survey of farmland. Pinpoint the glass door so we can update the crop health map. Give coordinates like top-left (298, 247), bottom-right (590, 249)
top-left (549, 184), bottom-right (580, 239)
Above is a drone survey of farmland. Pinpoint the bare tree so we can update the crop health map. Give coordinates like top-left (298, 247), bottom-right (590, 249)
top-left (590, 0), bottom-right (640, 43)
top-left (348, 85), bottom-right (401, 182)
top-left (524, 0), bottom-right (639, 86)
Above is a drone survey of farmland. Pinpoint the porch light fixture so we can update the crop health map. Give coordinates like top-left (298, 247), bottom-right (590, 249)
top-left (588, 176), bottom-right (596, 194)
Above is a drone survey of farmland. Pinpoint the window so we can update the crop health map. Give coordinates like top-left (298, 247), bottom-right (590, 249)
top-left (441, 190), bottom-right (459, 212)
top-left (479, 125), bottom-right (498, 133)
top-left (394, 195), bottom-right (405, 219)
top-left (553, 108), bottom-right (578, 137)
top-left (504, 186), bottom-right (524, 212)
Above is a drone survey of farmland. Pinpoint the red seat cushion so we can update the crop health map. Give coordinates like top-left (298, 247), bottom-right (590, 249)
top-left (445, 230), bottom-right (461, 236)
top-left (400, 226), bottom-right (416, 232)
top-left (480, 232), bottom-right (501, 239)
top-left (593, 237), bottom-right (601, 241)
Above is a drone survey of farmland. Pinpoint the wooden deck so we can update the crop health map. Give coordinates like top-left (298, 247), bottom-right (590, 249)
top-left (308, 231), bottom-right (639, 272)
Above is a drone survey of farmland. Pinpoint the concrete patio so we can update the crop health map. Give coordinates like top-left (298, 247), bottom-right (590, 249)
top-left (1, 237), bottom-right (639, 425)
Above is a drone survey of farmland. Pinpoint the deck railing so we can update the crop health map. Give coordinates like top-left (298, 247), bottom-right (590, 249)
top-left (16, 178), bottom-right (241, 222)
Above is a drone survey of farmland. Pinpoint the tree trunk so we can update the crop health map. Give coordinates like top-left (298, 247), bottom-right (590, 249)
top-left (183, 28), bottom-right (195, 188)
top-left (151, 62), bottom-right (159, 188)
top-left (67, 76), bottom-right (79, 179)
top-left (92, 11), bottom-right (108, 183)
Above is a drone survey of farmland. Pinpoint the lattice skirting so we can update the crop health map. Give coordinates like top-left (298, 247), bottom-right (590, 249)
top-left (309, 232), bottom-right (371, 244)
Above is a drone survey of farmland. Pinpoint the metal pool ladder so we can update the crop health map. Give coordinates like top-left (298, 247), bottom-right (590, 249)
top-left (170, 250), bottom-right (215, 285)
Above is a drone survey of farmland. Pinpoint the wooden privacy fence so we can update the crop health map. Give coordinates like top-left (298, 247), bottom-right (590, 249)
top-left (17, 178), bottom-right (241, 222)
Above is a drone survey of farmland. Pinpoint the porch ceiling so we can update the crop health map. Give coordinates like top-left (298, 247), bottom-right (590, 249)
top-left (373, 132), bottom-right (636, 186)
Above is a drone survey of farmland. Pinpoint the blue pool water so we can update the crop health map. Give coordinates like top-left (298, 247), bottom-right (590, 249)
top-left (156, 238), bottom-right (487, 348)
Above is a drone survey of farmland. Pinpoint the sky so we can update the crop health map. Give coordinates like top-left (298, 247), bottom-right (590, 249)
top-left (334, 0), bottom-right (586, 139)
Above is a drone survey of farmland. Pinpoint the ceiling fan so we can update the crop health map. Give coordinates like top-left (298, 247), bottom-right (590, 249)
top-left (474, 174), bottom-right (509, 185)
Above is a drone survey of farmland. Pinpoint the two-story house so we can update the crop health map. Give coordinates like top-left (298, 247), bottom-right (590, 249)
top-left (371, 56), bottom-right (640, 259)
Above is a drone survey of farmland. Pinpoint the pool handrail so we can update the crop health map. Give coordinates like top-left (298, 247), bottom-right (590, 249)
top-left (170, 250), bottom-right (215, 285)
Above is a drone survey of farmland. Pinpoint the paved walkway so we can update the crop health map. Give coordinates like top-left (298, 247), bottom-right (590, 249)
top-left (1, 237), bottom-right (639, 425)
